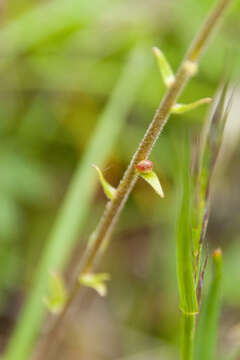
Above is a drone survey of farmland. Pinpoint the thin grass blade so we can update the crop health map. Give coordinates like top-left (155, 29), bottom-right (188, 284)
top-left (194, 249), bottom-right (223, 360)
top-left (4, 46), bottom-right (149, 360)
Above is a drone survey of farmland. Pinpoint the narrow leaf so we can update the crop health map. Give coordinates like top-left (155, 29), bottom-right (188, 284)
top-left (171, 98), bottom-right (212, 114)
top-left (79, 273), bottom-right (110, 297)
top-left (43, 272), bottom-right (67, 314)
top-left (93, 164), bottom-right (116, 200)
top-left (139, 170), bottom-right (164, 198)
top-left (176, 139), bottom-right (198, 315)
top-left (194, 249), bottom-right (223, 360)
top-left (203, 83), bottom-right (232, 178)
top-left (4, 46), bottom-right (149, 360)
top-left (192, 83), bottom-right (231, 260)
top-left (152, 46), bottom-right (175, 88)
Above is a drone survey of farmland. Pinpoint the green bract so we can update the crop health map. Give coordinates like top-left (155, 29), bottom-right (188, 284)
top-left (153, 46), bottom-right (175, 88)
top-left (93, 164), bottom-right (116, 200)
top-left (79, 273), bottom-right (110, 297)
top-left (138, 170), bottom-right (164, 198)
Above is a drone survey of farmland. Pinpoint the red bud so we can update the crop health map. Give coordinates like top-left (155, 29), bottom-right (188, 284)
top-left (135, 160), bottom-right (153, 173)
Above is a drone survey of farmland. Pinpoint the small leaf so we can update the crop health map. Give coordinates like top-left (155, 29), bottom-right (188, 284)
top-left (43, 272), bottom-right (67, 314)
top-left (171, 98), bottom-right (212, 114)
top-left (79, 273), bottom-right (110, 297)
top-left (152, 47), bottom-right (175, 88)
top-left (93, 164), bottom-right (116, 200)
top-left (139, 170), bottom-right (164, 198)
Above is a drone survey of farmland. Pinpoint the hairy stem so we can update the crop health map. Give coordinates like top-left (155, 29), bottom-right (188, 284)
top-left (75, 0), bottom-right (232, 281)
top-left (38, 0), bottom-right (232, 357)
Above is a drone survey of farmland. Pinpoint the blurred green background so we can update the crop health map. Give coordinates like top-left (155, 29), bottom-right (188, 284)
top-left (0, 0), bottom-right (240, 359)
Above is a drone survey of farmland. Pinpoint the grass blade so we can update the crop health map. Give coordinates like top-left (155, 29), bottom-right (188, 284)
top-left (4, 46), bottom-right (149, 360)
top-left (194, 249), bottom-right (223, 360)
top-left (0, 0), bottom-right (109, 64)
top-left (176, 138), bottom-right (198, 360)
top-left (176, 140), bottom-right (198, 317)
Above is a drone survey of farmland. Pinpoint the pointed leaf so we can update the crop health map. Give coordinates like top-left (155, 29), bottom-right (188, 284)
top-left (79, 272), bottom-right (110, 297)
top-left (93, 164), bottom-right (116, 200)
top-left (139, 170), bottom-right (164, 198)
top-left (43, 272), bottom-right (67, 314)
top-left (171, 98), bottom-right (212, 114)
top-left (152, 47), bottom-right (175, 88)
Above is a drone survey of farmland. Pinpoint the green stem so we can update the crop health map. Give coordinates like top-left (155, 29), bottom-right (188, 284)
top-left (182, 314), bottom-right (196, 360)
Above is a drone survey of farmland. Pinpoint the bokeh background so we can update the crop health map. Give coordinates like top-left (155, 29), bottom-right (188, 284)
top-left (0, 0), bottom-right (240, 359)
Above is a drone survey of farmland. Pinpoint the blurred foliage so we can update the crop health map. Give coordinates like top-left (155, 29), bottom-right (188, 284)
top-left (0, 0), bottom-right (239, 359)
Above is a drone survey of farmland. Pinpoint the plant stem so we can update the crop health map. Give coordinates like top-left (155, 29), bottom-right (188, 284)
top-left (182, 314), bottom-right (196, 360)
top-left (38, 0), bottom-right (233, 357)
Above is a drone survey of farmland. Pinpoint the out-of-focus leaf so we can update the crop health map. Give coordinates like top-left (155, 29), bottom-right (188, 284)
top-left (43, 272), bottom-right (67, 314)
top-left (222, 241), bottom-right (240, 304)
top-left (0, 149), bottom-right (51, 205)
top-left (0, 195), bottom-right (22, 241)
top-left (0, 0), bottom-right (110, 64)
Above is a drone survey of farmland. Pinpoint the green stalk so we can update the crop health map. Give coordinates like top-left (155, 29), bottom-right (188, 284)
top-left (4, 46), bottom-right (149, 360)
top-left (182, 314), bottom-right (196, 360)
top-left (194, 249), bottom-right (223, 360)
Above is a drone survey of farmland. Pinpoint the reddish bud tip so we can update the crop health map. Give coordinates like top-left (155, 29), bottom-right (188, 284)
top-left (135, 160), bottom-right (153, 173)
top-left (212, 248), bottom-right (222, 259)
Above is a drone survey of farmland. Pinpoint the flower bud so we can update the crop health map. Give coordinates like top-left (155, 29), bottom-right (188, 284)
top-left (135, 160), bottom-right (153, 173)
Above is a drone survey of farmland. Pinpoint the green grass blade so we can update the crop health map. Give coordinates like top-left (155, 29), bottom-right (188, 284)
top-left (4, 46), bottom-right (149, 360)
top-left (0, 0), bottom-right (109, 61)
top-left (194, 249), bottom-right (223, 360)
top-left (176, 139), bottom-right (198, 360)
top-left (176, 140), bottom-right (198, 316)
